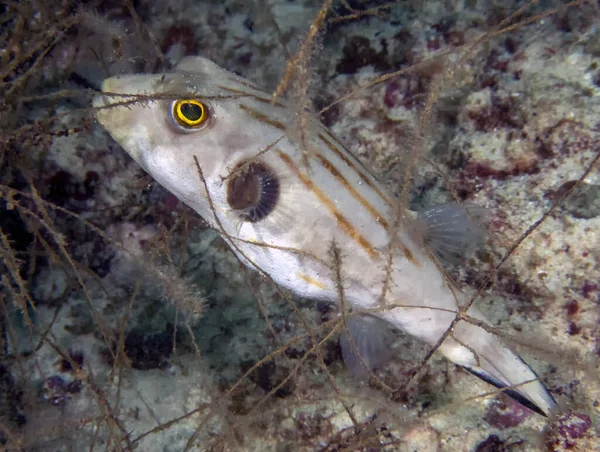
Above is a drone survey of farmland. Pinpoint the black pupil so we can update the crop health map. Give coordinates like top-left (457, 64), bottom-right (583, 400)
top-left (181, 102), bottom-right (202, 121)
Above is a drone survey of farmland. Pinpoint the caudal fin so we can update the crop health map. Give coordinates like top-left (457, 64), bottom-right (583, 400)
top-left (441, 316), bottom-right (556, 416)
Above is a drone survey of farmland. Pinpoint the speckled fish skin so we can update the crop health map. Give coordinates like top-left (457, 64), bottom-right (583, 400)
top-left (94, 56), bottom-right (556, 415)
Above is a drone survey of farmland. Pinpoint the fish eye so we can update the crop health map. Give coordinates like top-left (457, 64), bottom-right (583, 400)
top-left (226, 161), bottom-right (279, 222)
top-left (171, 99), bottom-right (209, 129)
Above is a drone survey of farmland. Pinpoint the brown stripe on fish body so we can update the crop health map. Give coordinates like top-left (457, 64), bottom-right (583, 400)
top-left (402, 244), bottom-right (419, 267)
top-left (239, 103), bottom-right (286, 131)
top-left (316, 134), bottom-right (420, 267)
top-left (217, 85), bottom-right (286, 108)
top-left (277, 150), bottom-right (380, 260)
top-left (228, 76), bottom-right (272, 95)
top-left (296, 272), bottom-right (327, 290)
top-left (313, 152), bottom-right (389, 230)
top-left (318, 132), bottom-right (392, 209)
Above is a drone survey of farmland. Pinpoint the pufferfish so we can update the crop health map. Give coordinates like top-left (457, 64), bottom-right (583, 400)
top-left (94, 56), bottom-right (556, 416)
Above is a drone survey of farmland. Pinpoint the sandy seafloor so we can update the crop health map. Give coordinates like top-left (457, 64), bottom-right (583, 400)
top-left (1, 0), bottom-right (599, 450)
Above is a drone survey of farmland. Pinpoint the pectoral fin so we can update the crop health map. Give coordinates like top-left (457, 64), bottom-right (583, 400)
top-left (339, 314), bottom-right (395, 377)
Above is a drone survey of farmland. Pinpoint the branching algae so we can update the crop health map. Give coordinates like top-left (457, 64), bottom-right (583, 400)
top-left (1, 0), bottom-right (599, 450)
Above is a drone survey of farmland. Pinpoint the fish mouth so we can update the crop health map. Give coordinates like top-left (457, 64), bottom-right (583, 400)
top-left (93, 77), bottom-right (133, 111)
top-left (93, 78), bottom-right (122, 124)
top-left (92, 91), bottom-right (110, 111)
top-left (93, 75), bottom-right (168, 119)
top-left (92, 77), bottom-right (144, 151)
top-left (93, 76), bottom-right (150, 130)
top-left (92, 75), bottom-right (166, 166)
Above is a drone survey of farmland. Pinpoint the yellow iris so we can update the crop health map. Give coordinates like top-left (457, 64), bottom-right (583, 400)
top-left (172, 100), bottom-right (208, 128)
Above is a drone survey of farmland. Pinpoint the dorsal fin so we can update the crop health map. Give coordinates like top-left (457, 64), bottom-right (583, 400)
top-left (417, 203), bottom-right (488, 264)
